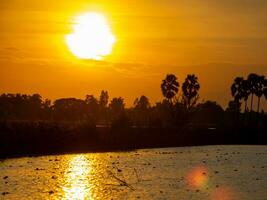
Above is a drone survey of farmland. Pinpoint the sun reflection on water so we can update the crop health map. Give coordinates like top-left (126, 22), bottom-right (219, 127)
top-left (63, 155), bottom-right (93, 200)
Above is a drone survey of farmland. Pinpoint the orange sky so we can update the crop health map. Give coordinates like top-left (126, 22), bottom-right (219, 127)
top-left (0, 0), bottom-right (267, 109)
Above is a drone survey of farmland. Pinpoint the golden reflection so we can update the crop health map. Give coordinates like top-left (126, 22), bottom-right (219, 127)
top-left (63, 155), bottom-right (93, 200)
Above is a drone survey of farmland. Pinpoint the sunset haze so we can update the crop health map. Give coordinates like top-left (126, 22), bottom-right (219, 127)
top-left (1, 0), bottom-right (267, 109)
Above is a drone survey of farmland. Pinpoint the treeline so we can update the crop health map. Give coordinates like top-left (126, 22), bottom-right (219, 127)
top-left (0, 73), bottom-right (266, 157)
top-left (231, 73), bottom-right (267, 113)
top-left (0, 73), bottom-right (266, 128)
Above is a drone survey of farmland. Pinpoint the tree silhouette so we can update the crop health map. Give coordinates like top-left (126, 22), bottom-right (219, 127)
top-left (28, 94), bottom-right (42, 119)
top-left (193, 101), bottom-right (224, 124)
top-left (247, 73), bottom-right (259, 112)
top-left (134, 95), bottom-right (150, 110)
top-left (85, 95), bottom-right (99, 120)
top-left (99, 90), bottom-right (109, 109)
top-left (133, 95), bottom-right (150, 127)
top-left (0, 93), bottom-right (50, 120)
top-left (264, 78), bottom-right (267, 100)
top-left (0, 72), bottom-right (266, 131)
top-left (254, 75), bottom-right (265, 113)
top-left (161, 74), bottom-right (179, 104)
top-left (42, 99), bottom-right (52, 119)
top-left (99, 90), bottom-right (109, 124)
top-left (231, 77), bottom-right (244, 105)
top-left (109, 97), bottom-right (125, 118)
top-left (241, 79), bottom-right (250, 112)
top-left (151, 99), bottom-right (173, 128)
top-left (109, 97), bottom-right (124, 112)
top-left (225, 100), bottom-right (242, 127)
top-left (182, 74), bottom-right (200, 110)
top-left (53, 98), bottom-right (87, 121)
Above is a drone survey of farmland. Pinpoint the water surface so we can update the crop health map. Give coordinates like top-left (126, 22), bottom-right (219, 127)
top-left (1, 145), bottom-right (267, 199)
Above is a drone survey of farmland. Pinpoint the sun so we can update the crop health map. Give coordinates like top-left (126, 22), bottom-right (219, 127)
top-left (66, 13), bottom-right (116, 60)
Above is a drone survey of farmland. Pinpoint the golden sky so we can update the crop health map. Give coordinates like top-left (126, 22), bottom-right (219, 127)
top-left (0, 0), bottom-right (267, 108)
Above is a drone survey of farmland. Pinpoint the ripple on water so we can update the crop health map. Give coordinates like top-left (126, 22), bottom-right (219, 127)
top-left (0, 145), bottom-right (267, 200)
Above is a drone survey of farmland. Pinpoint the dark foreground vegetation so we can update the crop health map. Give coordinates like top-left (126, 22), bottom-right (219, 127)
top-left (0, 73), bottom-right (266, 158)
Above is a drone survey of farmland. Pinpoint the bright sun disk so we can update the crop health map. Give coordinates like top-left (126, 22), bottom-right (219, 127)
top-left (66, 13), bottom-right (116, 60)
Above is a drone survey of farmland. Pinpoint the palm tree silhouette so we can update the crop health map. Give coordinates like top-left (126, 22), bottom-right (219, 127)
top-left (264, 78), bottom-right (267, 100)
top-left (182, 74), bottom-right (200, 110)
top-left (241, 79), bottom-right (250, 112)
top-left (255, 75), bottom-right (265, 113)
top-left (231, 77), bottom-right (244, 103)
top-left (161, 74), bottom-right (179, 104)
top-left (231, 77), bottom-right (251, 111)
top-left (247, 73), bottom-right (259, 112)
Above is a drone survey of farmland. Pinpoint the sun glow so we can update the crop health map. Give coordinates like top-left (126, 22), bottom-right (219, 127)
top-left (66, 13), bottom-right (116, 60)
top-left (63, 155), bottom-right (93, 199)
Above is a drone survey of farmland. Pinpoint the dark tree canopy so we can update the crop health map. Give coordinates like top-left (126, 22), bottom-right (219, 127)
top-left (0, 73), bottom-right (266, 130)
top-left (231, 74), bottom-right (266, 113)
top-left (109, 97), bottom-right (125, 114)
top-left (85, 95), bottom-right (99, 118)
top-left (134, 95), bottom-right (150, 110)
top-left (182, 74), bottom-right (200, 110)
top-left (193, 101), bottom-right (224, 124)
top-left (99, 90), bottom-right (109, 108)
top-left (226, 100), bottom-right (241, 113)
top-left (231, 77), bottom-right (245, 102)
top-left (53, 98), bottom-right (87, 121)
top-left (0, 93), bottom-right (46, 120)
top-left (161, 74), bottom-right (179, 103)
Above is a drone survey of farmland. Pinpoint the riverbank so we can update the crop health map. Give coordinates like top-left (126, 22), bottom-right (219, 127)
top-left (0, 121), bottom-right (266, 159)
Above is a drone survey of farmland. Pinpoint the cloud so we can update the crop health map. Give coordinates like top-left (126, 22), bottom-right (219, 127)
top-left (3, 47), bottom-right (19, 51)
top-left (77, 59), bottom-right (159, 78)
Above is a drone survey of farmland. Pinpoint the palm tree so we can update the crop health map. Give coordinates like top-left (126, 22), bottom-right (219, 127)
top-left (255, 75), bottom-right (265, 113)
top-left (231, 77), bottom-right (250, 112)
top-left (264, 78), bottom-right (267, 100)
top-left (231, 77), bottom-right (244, 103)
top-left (241, 79), bottom-right (250, 112)
top-left (247, 73), bottom-right (259, 112)
top-left (161, 74), bottom-right (179, 104)
top-left (182, 74), bottom-right (200, 110)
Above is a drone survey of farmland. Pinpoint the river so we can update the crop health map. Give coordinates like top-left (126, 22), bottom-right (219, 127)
top-left (1, 145), bottom-right (267, 199)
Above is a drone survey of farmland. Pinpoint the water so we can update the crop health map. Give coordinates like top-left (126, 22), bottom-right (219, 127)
top-left (1, 145), bottom-right (267, 200)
